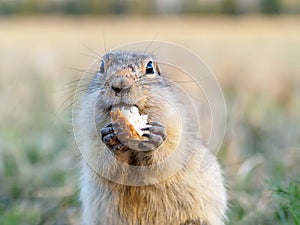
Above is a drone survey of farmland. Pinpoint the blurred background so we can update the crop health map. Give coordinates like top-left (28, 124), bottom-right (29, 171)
top-left (0, 0), bottom-right (299, 224)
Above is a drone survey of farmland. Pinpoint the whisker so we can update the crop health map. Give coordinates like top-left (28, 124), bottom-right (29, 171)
top-left (159, 71), bottom-right (210, 84)
top-left (58, 94), bottom-right (77, 112)
top-left (80, 43), bottom-right (102, 59)
top-left (185, 91), bottom-right (202, 103)
top-left (60, 87), bottom-right (88, 105)
top-left (65, 67), bottom-right (97, 76)
top-left (102, 29), bottom-right (108, 54)
top-left (56, 77), bottom-right (102, 94)
top-left (58, 43), bottom-right (105, 112)
top-left (148, 42), bottom-right (163, 55)
top-left (58, 88), bottom-right (98, 112)
top-left (62, 79), bottom-right (90, 89)
top-left (144, 37), bottom-right (160, 53)
top-left (172, 79), bottom-right (204, 84)
top-left (64, 79), bottom-right (83, 86)
top-left (58, 80), bottom-right (102, 113)
top-left (80, 52), bottom-right (102, 61)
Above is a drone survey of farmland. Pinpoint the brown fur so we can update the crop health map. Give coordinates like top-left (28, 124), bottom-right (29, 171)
top-left (74, 51), bottom-right (227, 225)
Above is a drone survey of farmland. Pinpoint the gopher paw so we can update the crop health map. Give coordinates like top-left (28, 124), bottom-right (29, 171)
top-left (101, 122), bottom-right (167, 152)
top-left (100, 123), bottom-right (128, 152)
top-left (138, 121), bottom-right (167, 151)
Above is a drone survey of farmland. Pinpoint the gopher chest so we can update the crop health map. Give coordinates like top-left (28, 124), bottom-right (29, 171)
top-left (115, 183), bottom-right (203, 225)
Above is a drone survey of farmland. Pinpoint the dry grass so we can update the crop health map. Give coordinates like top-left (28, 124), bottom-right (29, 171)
top-left (0, 15), bottom-right (299, 224)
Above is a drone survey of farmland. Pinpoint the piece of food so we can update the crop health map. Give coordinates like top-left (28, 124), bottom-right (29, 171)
top-left (110, 106), bottom-right (148, 139)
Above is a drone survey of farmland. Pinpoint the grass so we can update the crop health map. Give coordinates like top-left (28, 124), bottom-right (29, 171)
top-left (0, 74), bottom-right (79, 224)
top-left (270, 177), bottom-right (300, 225)
top-left (224, 87), bottom-right (300, 225)
top-left (0, 15), bottom-right (299, 224)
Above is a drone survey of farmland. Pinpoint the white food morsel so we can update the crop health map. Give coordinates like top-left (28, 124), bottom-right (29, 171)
top-left (120, 106), bottom-right (148, 136)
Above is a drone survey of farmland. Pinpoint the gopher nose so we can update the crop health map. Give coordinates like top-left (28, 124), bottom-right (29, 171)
top-left (111, 76), bottom-right (133, 93)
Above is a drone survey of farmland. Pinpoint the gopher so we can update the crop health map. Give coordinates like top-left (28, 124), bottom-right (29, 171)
top-left (74, 51), bottom-right (227, 225)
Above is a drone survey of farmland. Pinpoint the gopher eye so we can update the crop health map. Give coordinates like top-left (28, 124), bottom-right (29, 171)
top-left (145, 61), bottom-right (154, 74)
top-left (100, 60), bottom-right (105, 73)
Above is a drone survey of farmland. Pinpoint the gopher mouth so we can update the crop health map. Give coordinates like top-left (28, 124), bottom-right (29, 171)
top-left (110, 103), bottom-right (140, 112)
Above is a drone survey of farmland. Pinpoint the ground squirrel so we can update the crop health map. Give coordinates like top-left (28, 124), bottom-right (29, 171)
top-left (74, 51), bottom-right (227, 225)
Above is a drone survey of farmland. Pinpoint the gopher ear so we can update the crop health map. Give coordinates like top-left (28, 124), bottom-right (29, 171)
top-left (100, 60), bottom-right (105, 73)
